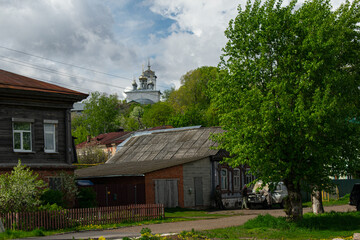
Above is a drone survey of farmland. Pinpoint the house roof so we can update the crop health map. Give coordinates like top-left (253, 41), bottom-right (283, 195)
top-left (75, 126), bottom-right (224, 178)
top-left (76, 156), bottom-right (211, 178)
top-left (107, 126), bottom-right (223, 164)
top-left (76, 131), bottom-right (131, 149)
top-left (76, 126), bottom-right (174, 149)
top-left (0, 69), bottom-right (88, 97)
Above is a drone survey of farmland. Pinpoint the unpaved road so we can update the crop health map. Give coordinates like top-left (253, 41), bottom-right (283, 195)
top-left (18, 205), bottom-right (356, 240)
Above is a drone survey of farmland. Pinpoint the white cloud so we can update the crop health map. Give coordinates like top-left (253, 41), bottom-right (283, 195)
top-left (0, 0), bottom-right (350, 98)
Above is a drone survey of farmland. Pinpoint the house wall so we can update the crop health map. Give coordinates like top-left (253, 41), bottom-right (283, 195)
top-left (183, 157), bottom-right (212, 208)
top-left (145, 165), bottom-right (184, 207)
top-left (0, 104), bottom-right (69, 166)
top-left (86, 176), bottom-right (145, 207)
top-left (214, 162), bottom-right (243, 209)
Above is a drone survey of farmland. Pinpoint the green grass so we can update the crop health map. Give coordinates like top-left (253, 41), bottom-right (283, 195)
top-left (165, 207), bottom-right (233, 219)
top-left (0, 209), bottom-right (230, 240)
top-left (302, 194), bottom-right (350, 208)
top-left (202, 211), bottom-right (360, 240)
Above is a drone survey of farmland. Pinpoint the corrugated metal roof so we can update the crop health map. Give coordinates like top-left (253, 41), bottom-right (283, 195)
top-left (0, 69), bottom-right (88, 96)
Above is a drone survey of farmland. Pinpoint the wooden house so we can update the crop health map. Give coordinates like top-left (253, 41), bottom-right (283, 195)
top-left (76, 126), bottom-right (253, 208)
top-left (0, 69), bottom-right (88, 184)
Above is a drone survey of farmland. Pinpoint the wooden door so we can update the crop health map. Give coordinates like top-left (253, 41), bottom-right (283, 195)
top-left (194, 177), bottom-right (203, 206)
top-left (154, 179), bottom-right (178, 208)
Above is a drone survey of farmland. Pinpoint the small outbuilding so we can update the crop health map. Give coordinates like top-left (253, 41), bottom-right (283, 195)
top-left (76, 126), bottom-right (254, 208)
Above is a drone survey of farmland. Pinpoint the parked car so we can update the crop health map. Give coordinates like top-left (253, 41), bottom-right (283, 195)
top-left (247, 181), bottom-right (288, 209)
top-left (350, 183), bottom-right (360, 211)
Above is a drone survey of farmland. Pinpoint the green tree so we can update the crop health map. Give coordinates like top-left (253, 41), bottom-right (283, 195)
top-left (142, 102), bottom-right (174, 127)
top-left (210, 0), bottom-right (360, 220)
top-left (166, 66), bottom-right (220, 127)
top-left (83, 92), bottom-right (120, 136)
top-left (0, 161), bottom-right (47, 213)
top-left (168, 66), bottom-right (218, 113)
top-left (77, 146), bottom-right (109, 164)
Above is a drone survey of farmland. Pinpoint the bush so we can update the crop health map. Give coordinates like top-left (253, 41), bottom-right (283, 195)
top-left (41, 189), bottom-right (64, 207)
top-left (0, 160), bottom-right (47, 213)
top-left (77, 187), bottom-right (97, 208)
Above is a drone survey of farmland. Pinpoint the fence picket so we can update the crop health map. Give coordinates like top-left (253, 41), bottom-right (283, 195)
top-left (0, 204), bottom-right (163, 231)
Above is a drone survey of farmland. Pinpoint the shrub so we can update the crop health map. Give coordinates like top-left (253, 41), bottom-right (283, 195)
top-left (41, 189), bottom-right (64, 207)
top-left (77, 187), bottom-right (97, 208)
top-left (0, 160), bottom-right (47, 213)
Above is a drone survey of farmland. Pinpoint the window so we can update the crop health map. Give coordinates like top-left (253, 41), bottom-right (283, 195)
top-left (44, 120), bottom-right (58, 153)
top-left (221, 169), bottom-right (228, 190)
top-left (12, 119), bottom-right (33, 152)
top-left (49, 177), bottom-right (62, 191)
top-left (233, 168), bottom-right (241, 190)
top-left (245, 169), bottom-right (256, 185)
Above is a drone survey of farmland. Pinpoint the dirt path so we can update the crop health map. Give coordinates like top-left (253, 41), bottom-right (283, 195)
top-left (18, 205), bottom-right (356, 240)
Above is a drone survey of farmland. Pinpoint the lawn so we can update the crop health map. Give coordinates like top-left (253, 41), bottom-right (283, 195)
top-left (202, 211), bottom-right (360, 240)
top-left (302, 194), bottom-right (350, 208)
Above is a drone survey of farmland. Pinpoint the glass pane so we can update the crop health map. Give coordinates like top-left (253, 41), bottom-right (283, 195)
top-left (234, 169), bottom-right (240, 176)
top-left (44, 123), bottom-right (54, 132)
top-left (23, 132), bottom-right (31, 150)
top-left (45, 133), bottom-right (54, 150)
top-left (14, 132), bottom-right (21, 149)
top-left (14, 122), bottom-right (30, 130)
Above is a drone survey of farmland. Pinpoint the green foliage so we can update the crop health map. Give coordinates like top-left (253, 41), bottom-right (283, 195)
top-left (77, 187), bottom-right (97, 208)
top-left (140, 227), bottom-right (152, 235)
top-left (142, 102), bottom-right (174, 128)
top-left (72, 92), bottom-right (121, 144)
top-left (41, 189), bottom-right (64, 207)
top-left (38, 203), bottom-right (63, 211)
top-left (210, 0), bottom-right (360, 219)
top-left (77, 146), bottom-right (108, 164)
top-left (0, 160), bottom-right (47, 213)
top-left (83, 92), bottom-right (121, 136)
top-left (57, 172), bottom-right (78, 208)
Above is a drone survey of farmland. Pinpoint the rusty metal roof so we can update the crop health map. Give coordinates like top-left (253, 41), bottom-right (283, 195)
top-left (0, 69), bottom-right (88, 96)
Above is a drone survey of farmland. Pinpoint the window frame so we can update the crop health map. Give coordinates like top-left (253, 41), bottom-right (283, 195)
top-left (221, 168), bottom-right (228, 190)
top-left (233, 168), bottom-right (241, 191)
top-left (44, 120), bottom-right (58, 153)
top-left (12, 118), bottom-right (34, 152)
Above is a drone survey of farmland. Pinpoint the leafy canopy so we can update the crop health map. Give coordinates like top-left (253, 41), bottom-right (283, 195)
top-left (210, 0), bottom-right (360, 203)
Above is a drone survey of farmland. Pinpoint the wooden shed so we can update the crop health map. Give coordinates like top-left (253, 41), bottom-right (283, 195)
top-left (76, 126), bottom-right (252, 208)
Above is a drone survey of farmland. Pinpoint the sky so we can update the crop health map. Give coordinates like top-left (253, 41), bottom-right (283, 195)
top-left (0, 0), bottom-right (346, 100)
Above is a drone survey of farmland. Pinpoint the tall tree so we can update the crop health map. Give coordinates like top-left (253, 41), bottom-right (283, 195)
top-left (168, 66), bottom-right (218, 112)
top-left (210, 0), bottom-right (360, 220)
top-left (83, 91), bottom-right (121, 136)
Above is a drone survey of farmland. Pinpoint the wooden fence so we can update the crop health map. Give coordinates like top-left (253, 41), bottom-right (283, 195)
top-left (0, 204), bottom-right (164, 231)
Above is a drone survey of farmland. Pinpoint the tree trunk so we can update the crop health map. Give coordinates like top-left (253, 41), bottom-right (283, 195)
top-left (311, 189), bottom-right (324, 214)
top-left (284, 180), bottom-right (303, 221)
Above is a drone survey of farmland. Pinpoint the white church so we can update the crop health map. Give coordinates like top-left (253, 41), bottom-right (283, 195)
top-left (124, 62), bottom-right (161, 104)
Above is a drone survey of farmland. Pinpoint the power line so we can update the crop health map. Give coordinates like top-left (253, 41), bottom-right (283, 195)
top-left (0, 57), bottom-right (128, 90)
top-left (0, 45), bottom-right (132, 80)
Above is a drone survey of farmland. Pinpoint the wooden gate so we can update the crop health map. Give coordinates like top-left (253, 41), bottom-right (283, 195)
top-left (154, 179), bottom-right (179, 208)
